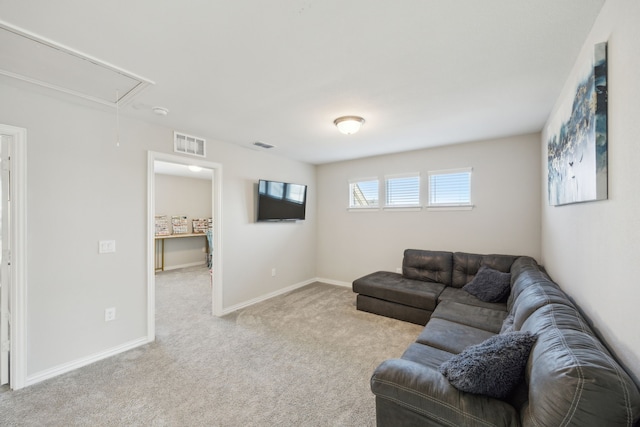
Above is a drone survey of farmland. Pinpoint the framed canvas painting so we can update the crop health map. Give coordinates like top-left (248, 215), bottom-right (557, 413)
top-left (547, 42), bottom-right (608, 206)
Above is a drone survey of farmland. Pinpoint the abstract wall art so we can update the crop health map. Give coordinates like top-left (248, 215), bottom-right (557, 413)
top-left (547, 42), bottom-right (608, 206)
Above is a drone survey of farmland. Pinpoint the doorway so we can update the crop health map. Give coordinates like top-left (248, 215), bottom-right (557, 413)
top-left (146, 152), bottom-right (222, 342)
top-left (0, 124), bottom-right (27, 390)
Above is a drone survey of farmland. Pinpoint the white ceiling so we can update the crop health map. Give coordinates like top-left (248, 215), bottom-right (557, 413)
top-left (0, 0), bottom-right (605, 165)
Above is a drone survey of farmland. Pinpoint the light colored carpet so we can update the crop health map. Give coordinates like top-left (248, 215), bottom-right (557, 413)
top-left (0, 266), bottom-right (422, 426)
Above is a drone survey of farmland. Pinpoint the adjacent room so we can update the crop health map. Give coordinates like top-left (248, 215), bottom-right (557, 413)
top-left (153, 161), bottom-right (213, 272)
top-left (1, 0), bottom-right (639, 425)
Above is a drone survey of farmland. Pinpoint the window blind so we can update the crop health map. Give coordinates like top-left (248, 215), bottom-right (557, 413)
top-left (428, 169), bottom-right (472, 206)
top-left (385, 174), bottom-right (420, 207)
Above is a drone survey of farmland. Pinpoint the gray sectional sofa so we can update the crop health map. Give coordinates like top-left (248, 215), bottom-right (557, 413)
top-left (353, 249), bottom-right (640, 426)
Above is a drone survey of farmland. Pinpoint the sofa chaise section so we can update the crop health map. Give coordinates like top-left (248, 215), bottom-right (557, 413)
top-left (353, 250), bottom-right (517, 325)
top-left (352, 250), bottom-right (453, 324)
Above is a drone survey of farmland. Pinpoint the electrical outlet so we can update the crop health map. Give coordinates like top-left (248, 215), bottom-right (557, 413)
top-left (99, 240), bottom-right (116, 254)
top-left (396, 267), bottom-right (402, 274)
top-left (271, 268), bottom-right (276, 277)
top-left (105, 307), bottom-right (116, 322)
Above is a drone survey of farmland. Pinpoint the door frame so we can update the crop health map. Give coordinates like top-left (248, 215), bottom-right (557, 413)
top-left (0, 124), bottom-right (27, 390)
top-left (146, 151), bottom-right (223, 341)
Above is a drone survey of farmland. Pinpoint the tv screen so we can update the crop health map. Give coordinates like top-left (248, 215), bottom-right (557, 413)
top-left (257, 179), bottom-right (307, 221)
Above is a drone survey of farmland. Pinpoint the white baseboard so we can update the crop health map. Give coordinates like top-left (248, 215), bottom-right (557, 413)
top-left (315, 277), bottom-right (352, 288)
top-left (221, 278), bottom-right (317, 315)
top-left (221, 277), bottom-right (352, 316)
top-left (25, 336), bottom-right (150, 387)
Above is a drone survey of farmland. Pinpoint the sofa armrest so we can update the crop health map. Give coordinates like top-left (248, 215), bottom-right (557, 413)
top-left (371, 359), bottom-right (520, 427)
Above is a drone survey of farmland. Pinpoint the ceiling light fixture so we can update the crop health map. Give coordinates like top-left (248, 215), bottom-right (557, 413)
top-left (188, 165), bottom-right (202, 172)
top-left (334, 116), bottom-right (365, 135)
top-left (152, 106), bottom-right (169, 116)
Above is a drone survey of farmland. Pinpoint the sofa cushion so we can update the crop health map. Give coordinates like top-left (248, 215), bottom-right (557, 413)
top-left (439, 331), bottom-right (537, 400)
top-left (438, 287), bottom-right (508, 311)
top-left (352, 271), bottom-right (445, 311)
top-left (508, 256), bottom-right (541, 279)
top-left (401, 342), bottom-right (454, 370)
top-left (462, 266), bottom-right (511, 302)
top-left (520, 303), bottom-right (593, 337)
top-left (511, 282), bottom-right (575, 331)
top-left (432, 300), bottom-right (508, 334)
top-left (372, 359), bottom-right (521, 427)
top-left (402, 249), bottom-right (453, 285)
top-left (356, 295), bottom-right (431, 325)
top-left (452, 252), bottom-right (517, 288)
top-left (507, 267), bottom-right (556, 311)
top-left (520, 328), bottom-right (640, 427)
top-left (500, 313), bottom-right (515, 334)
top-left (416, 318), bottom-right (495, 354)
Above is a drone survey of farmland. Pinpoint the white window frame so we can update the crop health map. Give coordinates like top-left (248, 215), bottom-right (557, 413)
top-left (427, 167), bottom-right (473, 211)
top-left (383, 172), bottom-right (422, 211)
top-left (348, 177), bottom-right (380, 210)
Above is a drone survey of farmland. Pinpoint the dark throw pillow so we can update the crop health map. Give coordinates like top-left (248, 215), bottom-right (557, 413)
top-left (463, 266), bottom-right (511, 302)
top-left (438, 331), bottom-right (537, 399)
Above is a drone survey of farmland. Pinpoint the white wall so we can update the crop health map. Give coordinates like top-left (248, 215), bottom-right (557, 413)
top-left (541, 0), bottom-right (640, 384)
top-left (155, 174), bottom-right (211, 269)
top-left (216, 144), bottom-right (316, 309)
top-left (0, 81), bottom-right (316, 378)
top-left (317, 133), bottom-right (541, 283)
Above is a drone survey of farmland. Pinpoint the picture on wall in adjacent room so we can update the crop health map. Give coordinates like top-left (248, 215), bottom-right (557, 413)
top-left (547, 41), bottom-right (607, 206)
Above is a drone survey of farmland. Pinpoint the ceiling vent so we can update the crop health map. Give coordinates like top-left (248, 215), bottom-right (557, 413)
top-left (0, 20), bottom-right (154, 106)
top-left (174, 132), bottom-right (206, 157)
top-left (253, 141), bottom-right (275, 149)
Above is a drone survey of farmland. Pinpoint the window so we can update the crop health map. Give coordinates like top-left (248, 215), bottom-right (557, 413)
top-left (349, 179), bottom-right (379, 208)
top-left (428, 168), bottom-right (472, 208)
top-left (385, 173), bottom-right (420, 208)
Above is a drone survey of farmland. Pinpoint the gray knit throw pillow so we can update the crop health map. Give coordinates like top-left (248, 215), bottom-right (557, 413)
top-left (439, 331), bottom-right (537, 399)
top-left (463, 266), bottom-right (511, 302)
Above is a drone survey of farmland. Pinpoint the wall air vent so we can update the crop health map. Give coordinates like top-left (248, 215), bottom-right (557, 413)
top-left (0, 20), bottom-right (154, 107)
top-left (174, 132), bottom-right (206, 158)
top-left (253, 141), bottom-right (275, 149)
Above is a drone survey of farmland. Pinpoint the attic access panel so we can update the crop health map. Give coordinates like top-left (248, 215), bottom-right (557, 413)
top-left (0, 20), bottom-right (154, 106)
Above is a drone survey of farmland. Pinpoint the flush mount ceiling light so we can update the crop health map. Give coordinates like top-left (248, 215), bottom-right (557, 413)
top-left (188, 165), bottom-right (202, 172)
top-left (152, 106), bottom-right (169, 116)
top-left (334, 116), bottom-right (365, 135)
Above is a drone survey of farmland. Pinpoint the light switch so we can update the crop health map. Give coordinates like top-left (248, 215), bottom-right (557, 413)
top-left (99, 240), bottom-right (116, 253)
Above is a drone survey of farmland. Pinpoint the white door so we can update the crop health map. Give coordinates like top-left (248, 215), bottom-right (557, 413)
top-left (0, 135), bottom-right (9, 385)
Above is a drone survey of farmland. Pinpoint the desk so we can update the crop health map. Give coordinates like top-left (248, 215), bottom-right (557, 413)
top-left (155, 233), bottom-right (208, 272)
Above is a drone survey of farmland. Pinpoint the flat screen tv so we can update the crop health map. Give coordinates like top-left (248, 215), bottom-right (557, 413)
top-left (257, 179), bottom-right (307, 221)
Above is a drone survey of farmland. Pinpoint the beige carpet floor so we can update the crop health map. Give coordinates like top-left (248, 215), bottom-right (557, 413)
top-left (0, 266), bottom-right (422, 426)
